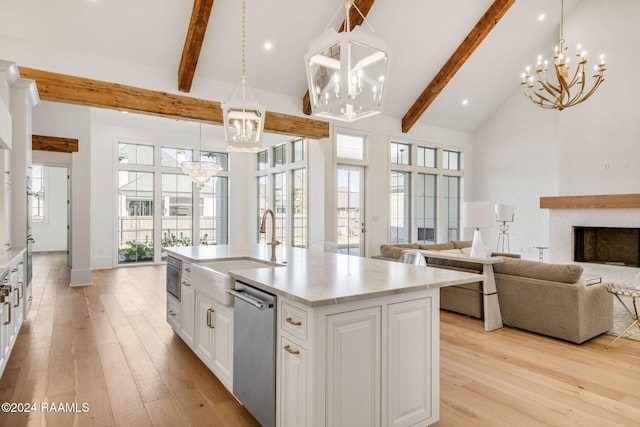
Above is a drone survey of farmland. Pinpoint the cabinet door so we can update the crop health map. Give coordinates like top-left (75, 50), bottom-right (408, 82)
top-left (194, 292), bottom-right (214, 364)
top-left (211, 306), bottom-right (233, 390)
top-left (0, 301), bottom-right (8, 375)
top-left (326, 306), bottom-right (381, 427)
top-left (180, 281), bottom-right (195, 347)
top-left (387, 297), bottom-right (436, 427)
top-left (279, 336), bottom-right (307, 427)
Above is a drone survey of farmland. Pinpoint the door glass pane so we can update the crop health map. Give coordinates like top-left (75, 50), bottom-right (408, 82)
top-left (443, 176), bottom-right (460, 241)
top-left (161, 173), bottom-right (193, 259)
top-left (292, 169), bottom-right (306, 248)
top-left (273, 172), bottom-right (287, 245)
top-left (200, 176), bottom-right (228, 245)
top-left (390, 171), bottom-right (410, 243)
top-left (337, 167), bottom-right (363, 255)
top-left (118, 171), bottom-right (154, 264)
top-left (257, 175), bottom-right (269, 243)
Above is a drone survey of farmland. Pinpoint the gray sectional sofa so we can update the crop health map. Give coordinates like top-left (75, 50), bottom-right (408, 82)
top-left (373, 242), bottom-right (613, 344)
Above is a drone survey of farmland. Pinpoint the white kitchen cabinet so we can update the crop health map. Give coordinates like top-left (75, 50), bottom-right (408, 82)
top-left (326, 307), bottom-right (381, 427)
top-left (194, 290), bottom-right (233, 391)
top-left (279, 335), bottom-right (307, 427)
top-left (0, 249), bottom-right (26, 379)
top-left (277, 292), bottom-right (438, 427)
top-left (386, 298), bottom-right (436, 427)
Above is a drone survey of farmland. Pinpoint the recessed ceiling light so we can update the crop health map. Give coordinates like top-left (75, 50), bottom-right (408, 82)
top-left (264, 41), bottom-right (273, 51)
top-left (462, 99), bottom-right (469, 106)
top-left (538, 13), bottom-right (546, 21)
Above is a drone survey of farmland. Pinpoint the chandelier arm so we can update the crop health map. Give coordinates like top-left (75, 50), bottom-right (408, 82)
top-left (536, 78), bottom-right (562, 99)
top-left (569, 77), bottom-right (605, 107)
top-left (565, 67), bottom-right (587, 105)
top-left (529, 90), bottom-right (560, 108)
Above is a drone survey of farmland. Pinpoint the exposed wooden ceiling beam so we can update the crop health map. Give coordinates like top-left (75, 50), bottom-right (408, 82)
top-left (401, 0), bottom-right (515, 133)
top-left (302, 0), bottom-right (376, 115)
top-left (19, 67), bottom-right (329, 139)
top-left (178, 0), bottom-right (215, 93)
top-left (32, 134), bottom-right (78, 153)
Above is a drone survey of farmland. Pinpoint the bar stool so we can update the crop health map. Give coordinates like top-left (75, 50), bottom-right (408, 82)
top-left (605, 283), bottom-right (640, 348)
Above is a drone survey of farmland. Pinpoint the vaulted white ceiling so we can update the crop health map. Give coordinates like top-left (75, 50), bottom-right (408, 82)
top-left (0, 0), bottom-right (582, 133)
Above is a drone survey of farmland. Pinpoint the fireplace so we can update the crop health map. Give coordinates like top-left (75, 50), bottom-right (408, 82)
top-left (573, 226), bottom-right (640, 267)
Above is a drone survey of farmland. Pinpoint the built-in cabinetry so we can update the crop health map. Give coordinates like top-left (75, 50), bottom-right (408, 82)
top-left (165, 258), bottom-right (234, 392)
top-left (0, 249), bottom-right (26, 378)
top-left (277, 292), bottom-right (437, 427)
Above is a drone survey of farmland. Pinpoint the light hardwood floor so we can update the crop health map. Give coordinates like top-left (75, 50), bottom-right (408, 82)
top-left (1, 253), bottom-right (639, 426)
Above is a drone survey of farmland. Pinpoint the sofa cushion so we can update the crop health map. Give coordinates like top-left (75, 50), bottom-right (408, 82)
top-left (493, 257), bottom-right (583, 284)
top-left (453, 240), bottom-right (473, 249)
top-left (380, 243), bottom-right (419, 259)
top-left (418, 242), bottom-right (455, 251)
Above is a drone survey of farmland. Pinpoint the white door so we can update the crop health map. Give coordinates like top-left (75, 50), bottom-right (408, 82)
top-left (336, 165), bottom-right (365, 256)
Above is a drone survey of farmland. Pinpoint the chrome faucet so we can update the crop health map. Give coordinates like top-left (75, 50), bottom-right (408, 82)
top-left (260, 209), bottom-right (280, 262)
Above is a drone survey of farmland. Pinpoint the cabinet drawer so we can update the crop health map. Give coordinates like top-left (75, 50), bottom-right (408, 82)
top-left (167, 296), bottom-right (181, 330)
top-left (281, 302), bottom-right (308, 341)
top-left (182, 263), bottom-right (192, 280)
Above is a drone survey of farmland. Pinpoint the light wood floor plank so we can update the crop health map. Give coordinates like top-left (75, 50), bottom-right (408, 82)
top-left (2, 253), bottom-right (640, 426)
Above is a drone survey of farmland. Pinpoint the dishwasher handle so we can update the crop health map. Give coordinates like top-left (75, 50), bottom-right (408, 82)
top-left (226, 288), bottom-right (273, 310)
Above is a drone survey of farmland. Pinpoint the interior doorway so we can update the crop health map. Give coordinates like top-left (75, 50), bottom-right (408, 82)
top-left (30, 165), bottom-right (70, 263)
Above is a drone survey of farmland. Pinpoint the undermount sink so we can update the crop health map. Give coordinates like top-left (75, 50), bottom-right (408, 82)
top-left (190, 258), bottom-right (284, 306)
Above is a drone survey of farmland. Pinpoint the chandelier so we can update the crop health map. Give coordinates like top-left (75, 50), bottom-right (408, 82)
top-left (181, 123), bottom-right (220, 187)
top-left (521, 0), bottom-right (605, 110)
top-left (222, 0), bottom-right (265, 152)
top-left (304, 0), bottom-right (391, 122)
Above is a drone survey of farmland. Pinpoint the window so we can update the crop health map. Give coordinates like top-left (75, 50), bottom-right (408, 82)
top-left (443, 176), bottom-right (460, 241)
top-left (416, 173), bottom-right (436, 244)
top-left (31, 165), bottom-right (45, 223)
top-left (118, 143), bottom-right (154, 165)
top-left (390, 142), bottom-right (410, 165)
top-left (273, 143), bottom-right (286, 166)
top-left (118, 170), bottom-right (154, 263)
top-left (443, 150), bottom-right (460, 170)
top-left (292, 169), bottom-right (306, 247)
top-left (336, 134), bottom-right (364, 160)
top-left (292, 138), bottom-right (305, 163)
top-left (257, 150), bottom-right (269, 171)
top-left (199, 176), bottom-right (228, 245)
top-left (388, 142), bottom-right (463, 243)
top-left (256, 139), bottom-right (307, 247)
top-left (390, 171), bottom-right (410, 243)
top-left (417, 146), bottom-right (436, 168)
top-left (118, 142), bottom-right (229, 264)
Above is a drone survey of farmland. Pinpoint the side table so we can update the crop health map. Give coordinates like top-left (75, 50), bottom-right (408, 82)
top-left (421, 250), bottom-right (504, 332)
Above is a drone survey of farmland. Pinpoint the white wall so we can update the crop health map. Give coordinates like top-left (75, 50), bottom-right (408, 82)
top-left (32, 166), bottom-right (67, 252)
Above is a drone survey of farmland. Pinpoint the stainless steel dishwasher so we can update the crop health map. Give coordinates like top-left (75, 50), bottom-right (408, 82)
top-left (226, 281), bottom-right (276, 427)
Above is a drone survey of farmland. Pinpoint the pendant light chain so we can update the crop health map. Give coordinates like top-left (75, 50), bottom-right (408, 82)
top-left (241, 0), bottom-right (246, 77)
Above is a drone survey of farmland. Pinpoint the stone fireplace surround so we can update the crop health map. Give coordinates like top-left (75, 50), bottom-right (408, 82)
top-left (543, 194), bottom-right (640, 284)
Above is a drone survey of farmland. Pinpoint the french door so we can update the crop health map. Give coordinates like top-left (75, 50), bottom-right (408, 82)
top-left (336, 165), bottom-right (365, 256)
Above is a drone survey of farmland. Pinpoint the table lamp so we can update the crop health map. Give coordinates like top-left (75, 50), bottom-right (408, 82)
top-left (463, 202), bottom-right (493, 258)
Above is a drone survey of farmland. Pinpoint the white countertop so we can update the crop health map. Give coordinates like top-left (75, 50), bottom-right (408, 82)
top-left (165, 245), bottom-right (484, 307)
top-left (0, 247), bottom-right (26, 271)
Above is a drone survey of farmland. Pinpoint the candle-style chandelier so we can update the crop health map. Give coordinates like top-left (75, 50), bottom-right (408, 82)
top-left (520, 0), bottom-right (606, 110)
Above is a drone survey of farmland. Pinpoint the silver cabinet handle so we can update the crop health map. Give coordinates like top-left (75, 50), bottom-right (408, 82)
top-left (3, 301), bottom-right (11, 325)
top-left (168, 310), bottom-right (177, 316)
top-left (182, 281), bottom-right (190, 287)
top-left (206, 308), bottom-right (215, 329)
top-left (226, 289), bottom-right (272, 309)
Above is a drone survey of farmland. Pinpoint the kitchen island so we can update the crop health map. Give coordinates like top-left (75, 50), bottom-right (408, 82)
top-left (165, 244), bottom-right (484, 427)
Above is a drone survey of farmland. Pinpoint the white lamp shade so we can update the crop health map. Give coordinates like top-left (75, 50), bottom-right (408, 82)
top-left (495, 204), bottom-right (514, 222)
top-left (463, 202), bottom-right (493, 229)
